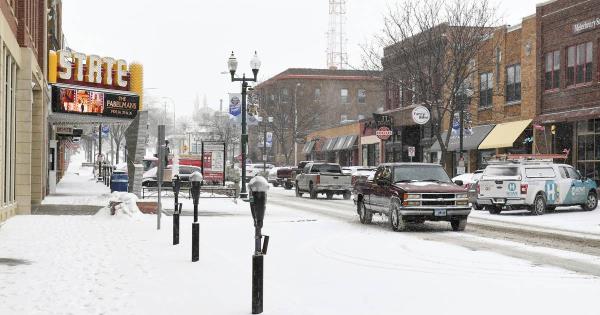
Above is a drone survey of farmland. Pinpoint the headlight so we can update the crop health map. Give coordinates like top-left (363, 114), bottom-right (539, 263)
top-left (402, 200), bottom-right (421, 207)
top-left (403, 193), bottom-right (420, 200)
top-left (456, 194), bottom-right (468, 199)
top-left (455, 200), bottom-right (469, 206)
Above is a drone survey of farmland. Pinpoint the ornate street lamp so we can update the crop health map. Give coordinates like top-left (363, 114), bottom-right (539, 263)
top-left (227, 51), bottom-right (261, 199)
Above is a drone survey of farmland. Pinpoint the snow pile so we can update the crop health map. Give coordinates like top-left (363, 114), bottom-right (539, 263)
top-left (96, 192), bottom-right (143, 219)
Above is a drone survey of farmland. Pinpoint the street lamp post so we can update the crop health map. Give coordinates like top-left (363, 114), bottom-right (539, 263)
top-left (258, 116), bottom-right (273, 173)
top-left (293, 83), bottom-right (301, 166)
top-left (228, 51), bottom-right (262, 199)
top-left (457, 83), bottom-right (473, 175)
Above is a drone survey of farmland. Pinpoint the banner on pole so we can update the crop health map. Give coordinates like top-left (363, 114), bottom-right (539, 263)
top-left (229, 93), bottom-right (242, 117)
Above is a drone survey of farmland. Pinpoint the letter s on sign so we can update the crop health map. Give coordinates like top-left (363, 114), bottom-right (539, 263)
top-left (58, 50), bottom-right (72, 80)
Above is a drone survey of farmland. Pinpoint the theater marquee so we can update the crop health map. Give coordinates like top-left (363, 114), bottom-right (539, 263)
top-left (51, 85), bottom-right (140, 119)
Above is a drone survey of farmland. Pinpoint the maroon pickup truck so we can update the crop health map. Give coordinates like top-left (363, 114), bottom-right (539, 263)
top-left (354, 163), bottom-right (470, 231)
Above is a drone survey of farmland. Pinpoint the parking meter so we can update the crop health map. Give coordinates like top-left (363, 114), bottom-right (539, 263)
top-left (190, 171), bottom-right (203, 262)
top-left (248, 175), bottom-right (269, 314)
top-left (172, 175), bottom-right (181, 245)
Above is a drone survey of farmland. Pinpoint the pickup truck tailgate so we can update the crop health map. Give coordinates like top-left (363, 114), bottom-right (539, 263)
top-left (478, 177), bottom-right (521, 199)
top-left (320, 173), bottom-right (352, 186)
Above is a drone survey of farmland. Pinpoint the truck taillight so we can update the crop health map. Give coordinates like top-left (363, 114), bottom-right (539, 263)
top-left (316, 175), bottom-right (320, 185)
top-left (520, 183), bottom-right (528, 194)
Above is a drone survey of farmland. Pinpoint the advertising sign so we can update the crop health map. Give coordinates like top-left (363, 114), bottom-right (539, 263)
top-left (202, 141), bottom-right (226, 184)
top-left (52, 85), bottom-right (139, 119)
top-left (376, 126), bottom-right (393, 140)
top-left (266, 132), bottom-right (273, 148)
top-left (229, 93), bottom-right (242, 116)
top-left (373, 113), bottom-right (393, 128)
top-left (412, 106), bottom-right (431, 125)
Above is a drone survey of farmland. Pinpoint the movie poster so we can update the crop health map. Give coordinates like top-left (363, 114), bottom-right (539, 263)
top-left (52, 86), bottom-right (139, 119)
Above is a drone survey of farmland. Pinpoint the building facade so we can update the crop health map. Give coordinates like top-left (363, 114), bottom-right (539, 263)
top-left (534, 0), bottom-right (600, 183)
top-left (0, 0), bottom-right (52, 223)
top-left (254, 68), bottom-right (384, 165)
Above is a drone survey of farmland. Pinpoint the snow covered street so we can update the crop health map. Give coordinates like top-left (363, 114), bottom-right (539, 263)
top-left (2, 176), bottom-right (600, 314)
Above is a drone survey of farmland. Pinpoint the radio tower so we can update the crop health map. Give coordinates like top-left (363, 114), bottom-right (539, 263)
top-left (326, 0), bottom-right (348, 70)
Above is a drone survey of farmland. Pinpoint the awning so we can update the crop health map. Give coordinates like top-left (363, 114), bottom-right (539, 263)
top-left (341, 135), bottom-right (357, 150)
top-left (333, 136), bottom-right (348, 151)
top-left (360, 135), bottom-right (381, 145)
top-left (322, 138), bottom-right (339, 151)
top-left (478, 119), bottom-right (532, 150)
top-left (429, 124), bottom-right (495, 152)
top-left (302, 141), bottom-right (316, 154)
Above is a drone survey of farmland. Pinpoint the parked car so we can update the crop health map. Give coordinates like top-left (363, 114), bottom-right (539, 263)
top-left (246, 163), bottom-right (274, 181)
top-left (142, 165), bottom-right (202, 187)
top-left (276, 167), bottom-right (295, 189)
top-left (267, 167), bottom-right (281, 186)
top-left (354, 163), bottom-right (470, 231)
top-left (295, 162), bottom-right (352, 199)
top-left (452, 170), bottom-right (484, 210)
top-left (477, 161), bottom-right (598, 215)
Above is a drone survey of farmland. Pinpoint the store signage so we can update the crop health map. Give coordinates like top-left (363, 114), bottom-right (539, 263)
top-left (573, 17), bottom-right (600, 34)
top-left (51, 85), bottom-right (140, 119)
top-left (408, 146), bottom-right (416, 157)
top-left (376, 126), bottom-right (393, 140)
top-left (373, 113), bottom-right (393, 128)
top-left (54, 50), bottom-right (129, 89)
top-left (412, 106), bottom-right (431, 125)
top-left (56, 126), bottom-right (73, 135)
top-left (202, 142), bottom-right (226, 183)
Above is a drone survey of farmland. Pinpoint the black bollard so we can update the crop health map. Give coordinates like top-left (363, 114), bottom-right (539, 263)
top-left (248, 176), bottom-right (269, 314)
top-left (173, 175), bottom-right (181, 246)
top-left (190, 171), bottom-right (203, 262)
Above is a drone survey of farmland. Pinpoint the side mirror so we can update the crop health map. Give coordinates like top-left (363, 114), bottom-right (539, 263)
top-left (454, 180), bottom-right (464, 187)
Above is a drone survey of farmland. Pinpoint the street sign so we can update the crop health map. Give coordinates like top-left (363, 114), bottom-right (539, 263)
top-left (412, 106), bottom-right (431, 125)
top-left (457, 167), bottom-right (466, 175)
top-left (408, 146), bottom-right (415, 157)
top-left (376, 126), bottom-right (393, 140)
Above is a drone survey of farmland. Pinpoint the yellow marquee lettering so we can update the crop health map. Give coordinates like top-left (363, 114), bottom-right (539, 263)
top-left (115, 59), bottom-right (128, 88)
top-left (72, 52), bottom-right (86, 82)
top-left (58, 50), bottom-right (72, 80)
top-left (86, 55), bottom-right (102, 84)
top-left (101, 57), bottom-right (115, 86)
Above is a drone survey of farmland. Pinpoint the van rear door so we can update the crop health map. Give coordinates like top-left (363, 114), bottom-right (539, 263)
top-left (478, 166), bottom-right (521, 200)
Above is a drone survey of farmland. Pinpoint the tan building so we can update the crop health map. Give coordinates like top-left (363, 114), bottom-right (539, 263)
top-left (0, 0), bottom-right (52, 222)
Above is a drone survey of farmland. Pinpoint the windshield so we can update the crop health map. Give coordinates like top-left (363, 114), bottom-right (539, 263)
top-left (485, 166), bottom-right (520, 176)
top-left (311, 164), bottom-right (342, 173)
top-left (393, 165), bottom-right (451, 183)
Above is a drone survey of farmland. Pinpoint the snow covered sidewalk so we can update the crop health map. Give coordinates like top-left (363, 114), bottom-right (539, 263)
top-left (1, 197), bottom-right (600, 315)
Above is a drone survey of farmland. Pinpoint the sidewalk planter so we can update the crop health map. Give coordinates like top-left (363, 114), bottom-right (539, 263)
top-left (110, 172), bottom-right (129, 192)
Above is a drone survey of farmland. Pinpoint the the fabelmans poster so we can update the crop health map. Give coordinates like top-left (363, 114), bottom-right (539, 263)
top-left (52, 85), bottom-right (140, 119)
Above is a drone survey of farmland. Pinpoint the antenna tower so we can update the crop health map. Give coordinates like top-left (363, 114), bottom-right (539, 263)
top-left (326, 0), bottom-right (348, 70)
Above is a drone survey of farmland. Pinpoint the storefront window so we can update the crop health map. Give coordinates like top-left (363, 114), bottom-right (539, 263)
top-left (576, 119), bottom-right (600, 184)
top-left (2, 48), bottom-right (16, 205)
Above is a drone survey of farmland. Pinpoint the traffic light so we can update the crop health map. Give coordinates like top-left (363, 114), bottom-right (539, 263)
top-left (551, 125), bottom-right (556, 135)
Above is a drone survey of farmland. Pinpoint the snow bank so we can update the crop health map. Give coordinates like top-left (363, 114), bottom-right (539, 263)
top-left (96, 192), bottom-right (143, 219)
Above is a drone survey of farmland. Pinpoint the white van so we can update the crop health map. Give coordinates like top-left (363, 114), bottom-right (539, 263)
top-left (477, 161), bottom-right (598, 215)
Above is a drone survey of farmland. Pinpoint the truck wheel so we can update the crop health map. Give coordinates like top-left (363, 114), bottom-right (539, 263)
top-left (284, 182), bottom-right (293, 190)
top-left (582, 191), bottom-right (598, 211)
top-left (343, 191), bottom-right (351, 200)
top-left (357, 200), bottom-right (372, 224)
top-left (487, 206), bottom-right (501, 214)
top-left (451, 218), bottom-right (467, 231)
top-left (530, 193), bottom-right (546, 215)
top-left (309, 183), bottom-right (317, 199)
top-left (326, 192), bottom-right (334, 199)
top-left (295, 184), bottom-right (303, 197)
top-left (389, 202), bottom-right (407, 232)
top-left (473, 203), bottom-right (484, 210)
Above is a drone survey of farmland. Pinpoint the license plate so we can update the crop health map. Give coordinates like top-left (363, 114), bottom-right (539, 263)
top-left (495, 198), bottom-right (505, 203)
top-left (434, 209), bottom-right (447, 216)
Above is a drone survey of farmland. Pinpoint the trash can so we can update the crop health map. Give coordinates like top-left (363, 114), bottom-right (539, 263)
top-left (110, 171), bottom-right (129, 192)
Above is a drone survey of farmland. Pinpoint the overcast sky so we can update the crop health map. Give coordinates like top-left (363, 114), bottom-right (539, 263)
top-left (62, 0), bottom-right (543, 117)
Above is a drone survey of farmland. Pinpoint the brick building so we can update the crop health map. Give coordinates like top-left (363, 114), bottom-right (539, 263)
top-left (0, 0), bottom-right (53, 223)
top-left (533, 0), bottom-right (600, 182)
top-left (253, 68), bottom-right (384, 165)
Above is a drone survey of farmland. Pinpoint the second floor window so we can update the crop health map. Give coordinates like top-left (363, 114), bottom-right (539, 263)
top-left (281, 88), bottom-right (289, 103)
top-left (506, 64), bottom-right (521, 102)
top-left (479, 72), bottom-right (493, 108)
top-left (545, 51), bottom-right (560, 90)
top-left (340, 88), bottom-right (348, 104)
top-left (314, 88), bottom-right (321, 100)
top-left (567, 42), bottom-right (593, 86)
top-left (357, 89), bottom-right (366, 104)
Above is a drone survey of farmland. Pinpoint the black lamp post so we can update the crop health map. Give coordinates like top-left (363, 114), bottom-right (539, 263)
top-left (248, 175), bottom-right (270, 314)
top-left (228, 51), bottom-right (262, 199)
top-left (190, 171), bottom-right (203, 262)
top-left (457, 83), bottom-right (473, 174)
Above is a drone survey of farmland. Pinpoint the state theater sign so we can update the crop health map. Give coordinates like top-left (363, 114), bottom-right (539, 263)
top-left (48, 50), bottom-right (144, 119)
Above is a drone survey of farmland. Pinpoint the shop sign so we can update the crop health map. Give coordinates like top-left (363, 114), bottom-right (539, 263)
top-left (56, 126), bottom-right (73, 135)
top-left (412, 106), bottom-right (431, 125)
top-left (373, 113), bottom-right (393, 128)
top-left (54, 50), bottom-right (130, 89)
top-left (376, 126), bottom-right (393, 140)
top-left (52, 85), bottom-right (140, 119)
top-left (202, 142), bottom-right (226, 183)
top-left (408, 146), bottom-right (415, 157)
top-left (573, 17), bottom-right (600, 34)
